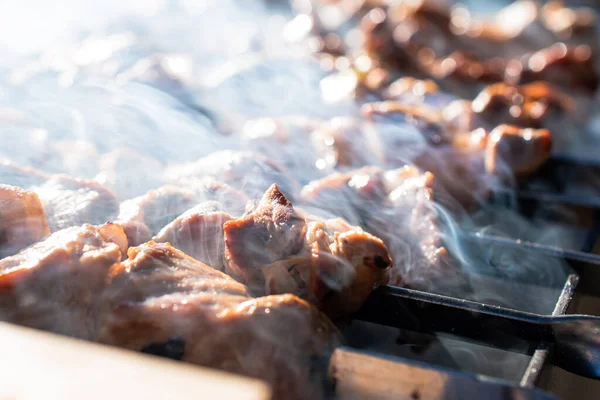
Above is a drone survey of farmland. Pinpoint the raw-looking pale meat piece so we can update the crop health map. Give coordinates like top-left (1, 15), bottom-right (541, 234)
top-left (34, 175), bottom-right (119, 232)
top-left (0, 185), bottom-right (50, 259)
top-left (165, 150), bottom-right (299, 200)
top-left (224, 184), bottom-right (391, 319)
top-left (0, 223), bottom-right (127, 339)
top-left (154, 201), bottom-right (232, 271)
top-left (300, 165), bottom-right (454, 291)
top-left (97, 241), bottom-right (341, 400)
top-left (0, 160), bottom-right (119, 232)
top-left (115, 185), bottom-right (198, 246)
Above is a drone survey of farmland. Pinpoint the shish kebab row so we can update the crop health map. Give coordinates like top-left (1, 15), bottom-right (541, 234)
top-left (1, 1), bottom-right (599, 399)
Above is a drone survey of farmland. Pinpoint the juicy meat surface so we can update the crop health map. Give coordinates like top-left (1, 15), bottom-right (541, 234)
top-left (115, 185), bottom-right (198, 246)
top-left (224, 184), bottom-right (307, 290)
top-left (164, 150), bottom-right (298, 200)
top-left (0, 160), bottom-right (119, 232)
top-left (224, 184), bottom-right (391, 319)
top-left (34, 175), bottom-right (119, 232)
top-left (301, 166), bottom-right (453, 291)
top-left (0, 185), bottom-right (50, 259)
top-left (154, 201), bottom-right (232, 271)
top-left (97, 241), bottom-right (341, 400)
top-left (0, 223), bottom-right (127, 339)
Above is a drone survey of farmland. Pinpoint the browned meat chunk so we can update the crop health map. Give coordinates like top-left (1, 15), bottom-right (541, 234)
top-left (0, 185), bottom-right (50, 259)
top-left (115, 185), bottom-right (198, 246)
top-left (190, 178), bottom-right (249, 216)
top-left (241, 117), bottom-right (326, 182)
top-left (0, 223), bottom-right (127, 339)
top-left (224, 184), bottom-right (307, 290)
top-left (301, 218), bottom-right (391, 319)
top-left (116, 180), bottom-right (247, 247)
top-left (0, 160), bottom-right (119, 232)
top-left (300, 166), bottom-right (453, 291)
top-left (365, 166), bottom-right (454, 289)
top-left (300, 166), bottom-right (388, 224)
top-left (517, 43), bottom-right (598, 92)
top-left (165, 150), bottom-right (298, 200)
top-left (224, 184), bottom-right (391, 319)
top-left (484, 124), bottom-right (552, 180)
top-left (97, 241), bottom-right (341, 400)
top-left (35, 175), bottom-right (119, 232)
top-left (154, 202), bottom-right (232, 271)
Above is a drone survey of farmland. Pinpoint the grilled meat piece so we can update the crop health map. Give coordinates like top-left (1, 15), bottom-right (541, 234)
top-left (154, 201), bottom-right (232, 271)
top-left (300, 166), bottom-right (388, 225)
top-left (98, 241), bottom-right (341, 400)
top-left (241, 117), bottom-right (326, 183)
top-left (225, 183), bottom-right (391, 319)
top-left (0, 223), bottom-right (127, 339)
top-left (517, 43), bottom-right (598, 92)
top-left (116, 185), bottom-right (198, 246)
top-left (0, 185), bottom-right (50, 259)
top-left (484, 124), bottom-right (552, 180)
top-left (224, 184), bottom-right (307, 290)
top-left (471, 81), bottom-right (576, 129)
top-left (0, 160), bottom-right (119, 232)
top-left (35, 175), bottom-right (119, 232)
top-left (165, 150), bottom-right (298, 200)
top-left (301, 166), bottom-right (453, 291)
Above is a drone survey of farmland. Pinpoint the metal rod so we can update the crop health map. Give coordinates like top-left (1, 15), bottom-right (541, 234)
top-left (355, 283), bottom-right (600, 379)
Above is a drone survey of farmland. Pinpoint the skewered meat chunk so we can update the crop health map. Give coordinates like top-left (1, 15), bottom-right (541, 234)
top-left (301, 166), bottom-right (453, 291)
top-left (484, 124), bottom-right (552, 180)
top-left (516, 43), bottom-right (598, 92)
top-left (0, 223), bottom-right (127, 339)
top-left (97, 241), bottom-right (341, 400)
top-left (0, 160), bottom-right (119, 232)
top-left (117, 180), bottom-right (248, 247)
top-left (300, 166), bottom-right (388, 224)
top-left (190, 178), bottom-right (249, 217)
top-left (471, 81), bottom-right (576, 129)
top-left (35, 175), bottom-right (119, 232)
top-left (241, 117), bottom-right (326, 183)
top-left (165, 150), bottom-right (298, 200)
top-left (300, 217), bottom-right (391, 319)
top-left (224, 184), bottom-right (307, 291)
top-left (0, 185), bottom-right (50, 259)
top-left (115, 185), bottom-right (198, 246)
top-left (154, 202), bottom-right (232, 271)
top-left (365, 166), bottom-right (453, 289)
top-left (224, 184), bottom-right (391, 319)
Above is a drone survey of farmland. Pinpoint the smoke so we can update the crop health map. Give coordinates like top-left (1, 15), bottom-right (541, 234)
top-left (0, 0), bottom-right (589, 319)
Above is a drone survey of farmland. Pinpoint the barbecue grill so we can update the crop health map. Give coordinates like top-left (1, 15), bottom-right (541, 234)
top-left (3, 0), bottom-right (600, 399)
top-left (331, 155), bottom-right (600, 399)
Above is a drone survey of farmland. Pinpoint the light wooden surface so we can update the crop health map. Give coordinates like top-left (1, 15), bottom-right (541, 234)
top-left (0, 322), bottom-right (271, 400)
top-left (330, 348), bottom-right (448, 400)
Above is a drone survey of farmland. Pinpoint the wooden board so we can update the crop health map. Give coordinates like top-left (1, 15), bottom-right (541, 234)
top-left (0, 322), bottom-right (271, 400)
